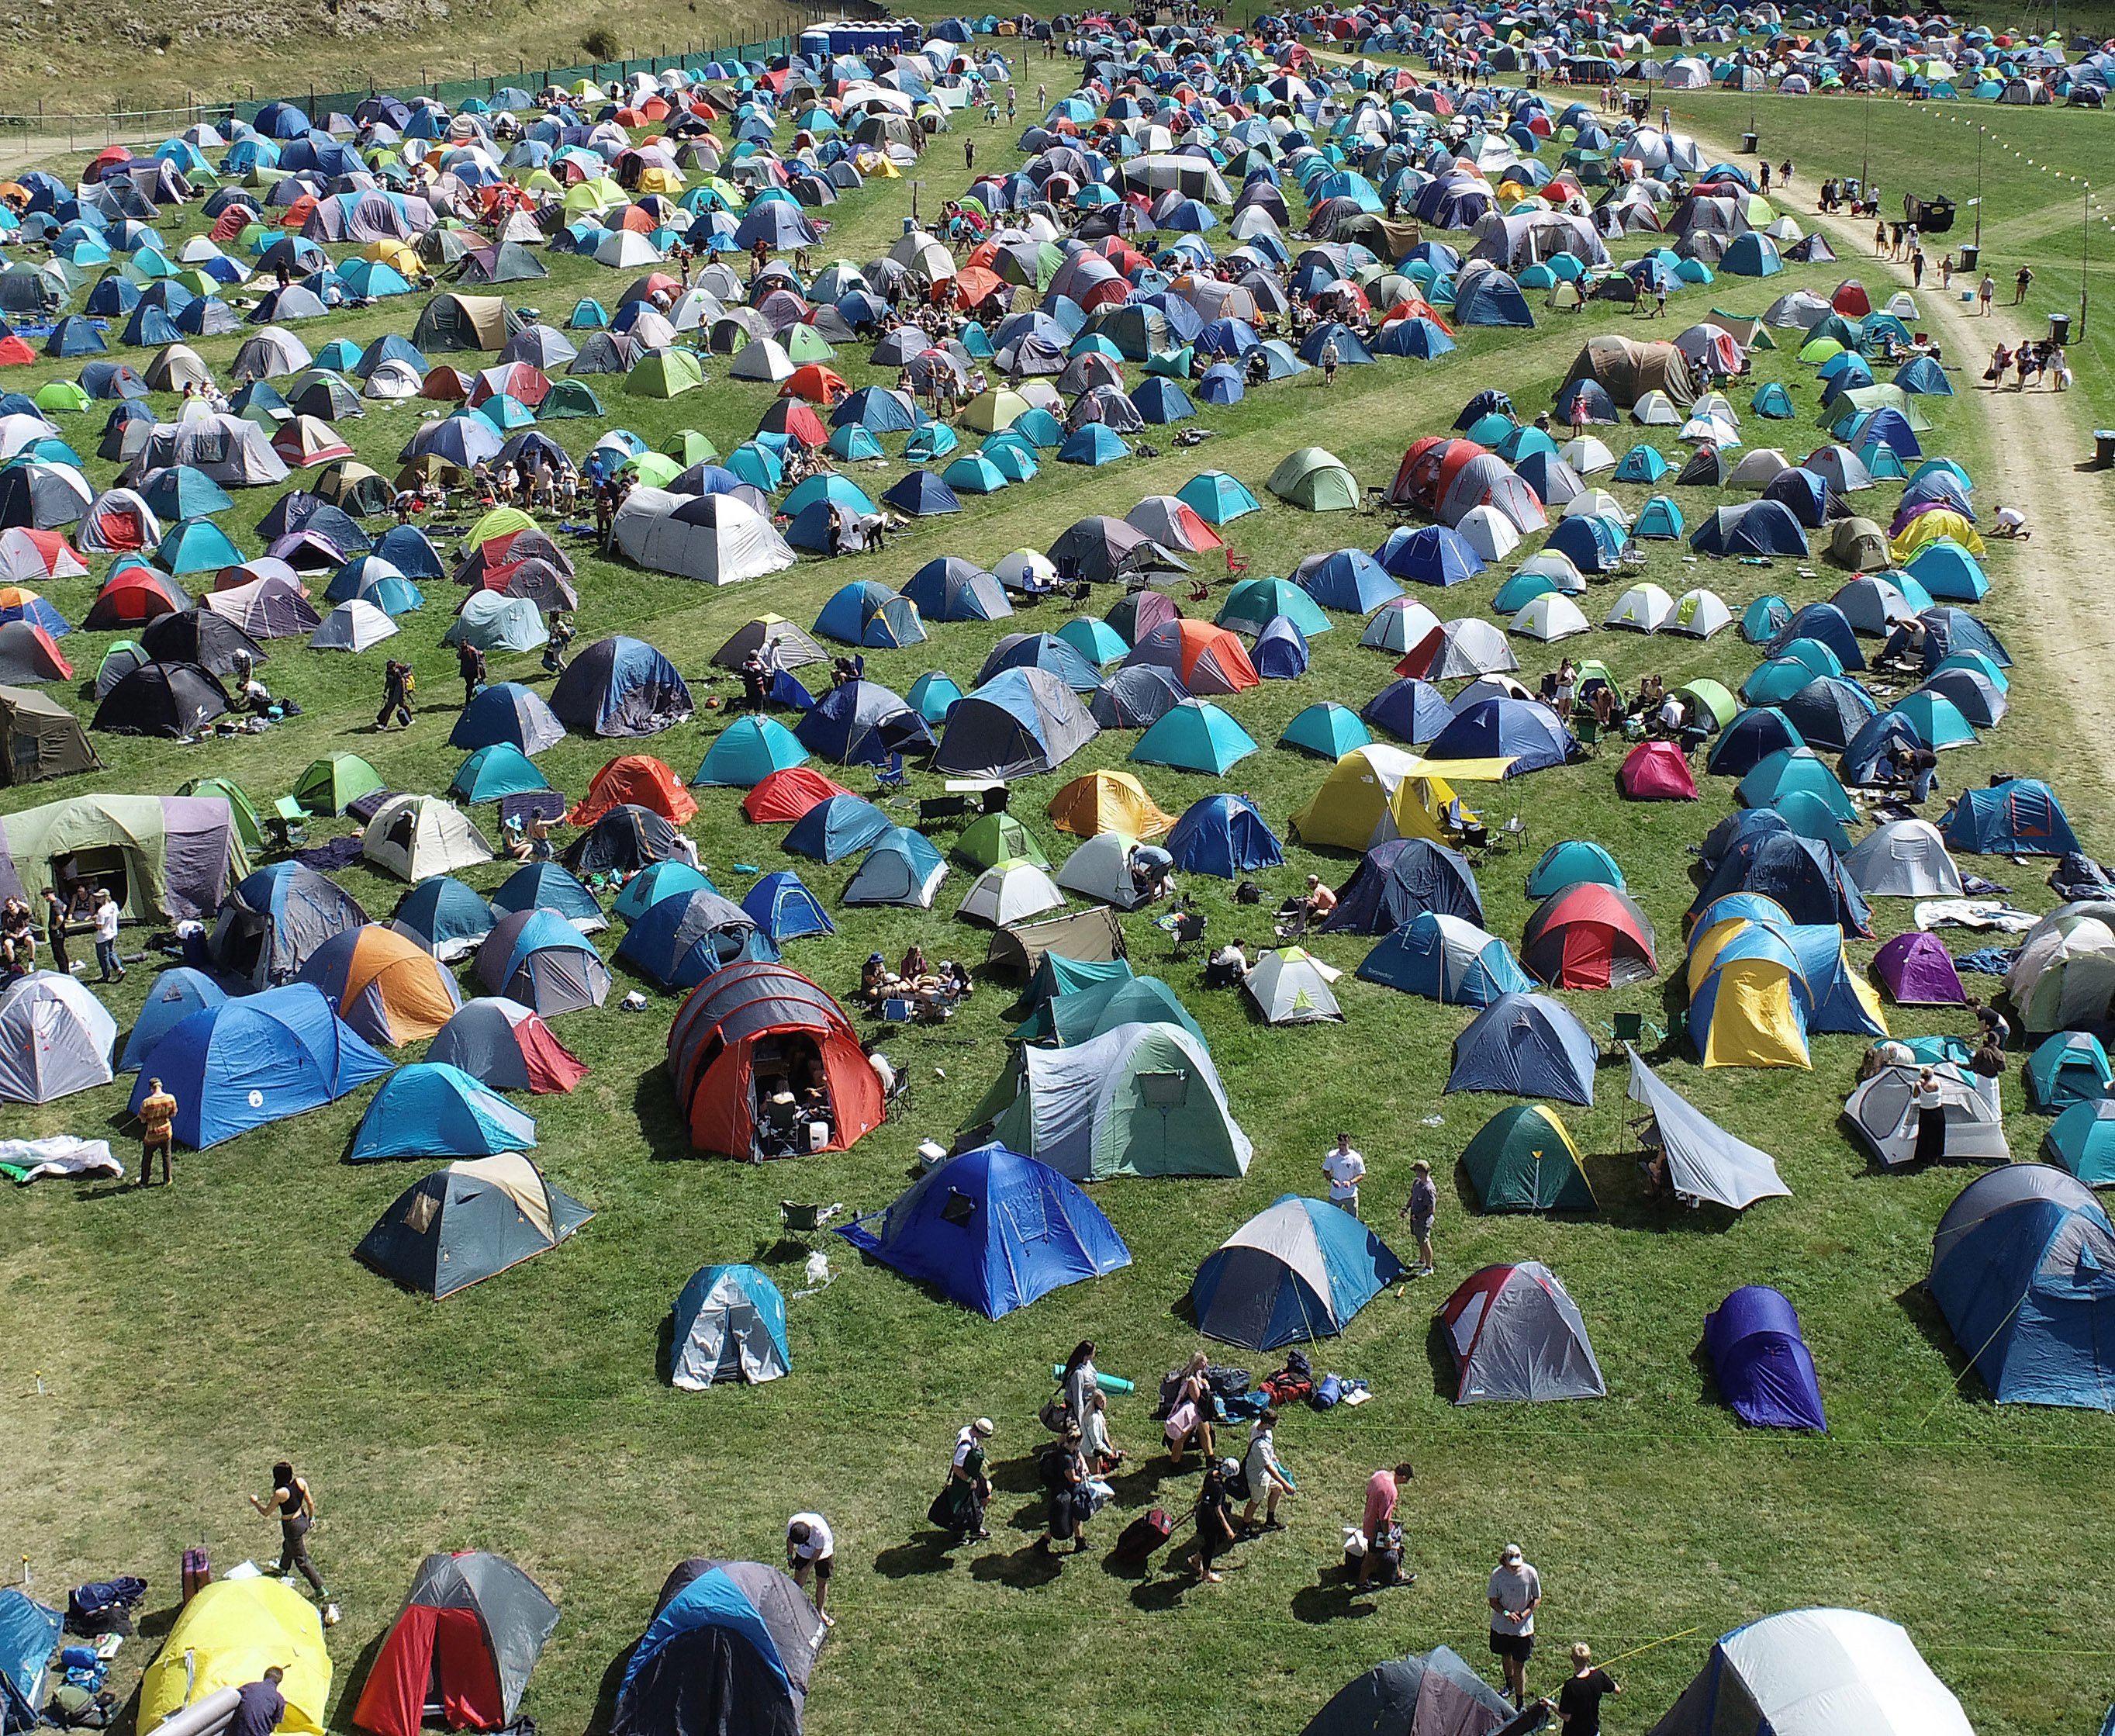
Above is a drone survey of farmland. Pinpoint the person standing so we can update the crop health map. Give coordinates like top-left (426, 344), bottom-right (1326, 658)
top-left (1488, 1542), bottom-right (1543, 1708)
top-left (1968, 1035), bottom-right (2005, 1121)
top-left (40, 887), bottom-right (70, 977)
top-left (375, 658), bottom-right (413, 731)
top-left (2015, 262), bottom-right (2034, 304)
top-left (229, 1668), bottom-right (287, 1736)
top-left (1059, 1340), bottom-right (1100, 1430)
top-left (249, 1462), bottom-right (327, 1599)
top-left (1912, 1066), bottom-right (1950, 1164)
top-left (457, 639), bottom-right (486, 710)
top-left (931, 1417), bottom-right (994, 1542)
top-left (785, 1513), bottom-right (835, 1625)
top-left (1401, 1158), bottom-right (1437, 1275)
top-left (1188, 1458), bottom-right (1238, 1584)
top-left (1035, 1427), bottom-right (1090, 1561)
top-left (1320, 333), bottom-right (1339, 386)
top-left (1322, 1133), bottom-right (1366, 1218)
top-left (137, 1077), bottom-right (177, 1187)
top-left (1239, 1409), bottom-right (1292, 1531)
top-left (1354, 1463), bottom-right (1413, 1591)
top-left (1978, 272), bottom-right (1996, 315)
top-left (1549, 1644), bottom-right (1619, 1734)
top-left (92, 887), bottom-right (123, 983)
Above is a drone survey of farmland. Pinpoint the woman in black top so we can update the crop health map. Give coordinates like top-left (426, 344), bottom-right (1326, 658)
top-left (1550, 1642), bottom-right (1619, 1734)
top-left (1190, 1460), bottom-right (1238, 1584)
top-left (248, 1461), bottom-right (327, 1596)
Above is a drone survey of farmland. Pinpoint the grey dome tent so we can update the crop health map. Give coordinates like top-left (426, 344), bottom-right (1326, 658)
top-left (1437, 1260), bottom-right (1607, 1403)
top-left (356, 1153), bottom-right (591, 1298)
top-left (670, 1263), bottom-right (790, 1388)
top-left (1300, 1647), bottom-right (1513, 1736)
top-left (353, 1553), bottom-right (562, 1736)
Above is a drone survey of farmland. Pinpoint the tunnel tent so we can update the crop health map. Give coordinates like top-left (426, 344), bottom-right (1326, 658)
top-left (670, 1263), bottom-right (791, 1387)
top-left (1702, 1285), bottom-right (1827, 1431)
top-left (352, 1552), bottom-right (561, 1736)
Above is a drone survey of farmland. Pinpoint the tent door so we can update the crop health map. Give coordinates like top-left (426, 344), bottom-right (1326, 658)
top-left (51, 848), bottom-right (130, 915)
top-left (430, 1606), bottom-right (503, 1731)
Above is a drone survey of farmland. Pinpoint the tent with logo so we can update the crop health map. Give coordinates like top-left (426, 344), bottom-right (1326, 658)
top-left (838, 1142), bottom-right (1131, 1319)
top-left (670, 1264), bottom-right (791, 1387)
top-left (352, 1553), bottom-right (561, 1736)
top-left (1459, 1103), bottom-right (1594, 1212)
top-left (1190, 1193), bottom-right (1404, 1349)
top-left (1446, 992), bottom-right (1598, 1103)
top-left (140, 1580), bottom-right (331, 1736)
top-left (612, 1559), bottom-right (825, 1736)
top-left (1438, 1260), bottom-right (1606, 1402)
top-left (1702, 1285), bottom-right (1826, 1430)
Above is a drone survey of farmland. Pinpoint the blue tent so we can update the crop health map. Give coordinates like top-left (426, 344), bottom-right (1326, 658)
top-left (2043, 1098), bottom-right (2115, 1185)
top-left (1363, 676), bottom-right (1453, 745)
top-left (391, 877), bottom-right (498, 962)
top-left (1930, 1165), bottom-right (2115, 1409)
top-left (617, 887), bottom-right (779, 987)
top-left (741, 871), bottom-right (835, 942)
top-left (935, 667), bottom-right (1099, 779)
top-left (2026, 1031), bottom-right (2113, 1113)
top-left (1452, 268), bottom-right (1533, 327)
top-left (1705, 708), bottom-right (1805, 777)
top-left (793, 680), bottom-right (934, 766)
top-left (1190, 1193), bottom-right (1405, 1350)
top-left (548, 636), bottom-right (691, 738)
top-left (1359, 912), bottom-right (1532, 1007)
top-left (1375, 524), bottom-right (1484, 587)
top-left (905, 669), bottom-right (963, 726)
top-left (449, 743), bottom-right (551, 804)
top-left (693, 716), bottom-right (809, 788)
top-left (1057, 422), bottom-right (1131, 465)
top-left (119, 966), bottom-right (228, 1070)
top-left (613, 861), bottom-right (716, 925)
top-left (1132, 699), bottom-right (1256, 774)
top-left (838, 1142), bottom-right (1130, 1319)
top-left (1445, 992), bottom-right (1597, 1103)
top-left (1773, 601), bottom-right (1864, 670)
top-left (784, 794), bottom-right (893, 863)
top-left (127, 982), bottom-right (391, 1147)
top-left (1166, 794), bottom-right (1284, 877)
top-left (1687, 830), bottom-right (1871, 935)
top-left (1526, 839), bottom-right (1624, 900)
top-left (900, 557), bottom-right (1008, 622)
top-left (1544, 513), bottom-right (1626, 572)
top-left (1250, 614), bottom-right (1310, 680)
top-left (842, 826), bottom-right (948, 908)
top-left (348, 1061), bottom-right (537, 1161)
top-left (1722, 231), bottom-right (1784, 275)
top-left (1177, 469), bottom-right (1260, 524)
top-left (813, 580), bottom-right (925, 648)
top-left (671, 1264), bottom-right (790, 1386)
top-left (491, 863), bottom-right (605, 931)
top-left (1702, 1285), bottom-right (1826, 1430)
top-left (616, 1559), bottom-right (824, 1736)
top-left (1692, 500), bottom-right (1809, 557)
top-left (880, 470), bottom-right (960, 517)
top-left (0, 1591), bottom-right (62, 1733)
top-left (1132, 377), bottom-right (1195, 423)
top-left (1942, 778), bottom-right (2078, 856)
top-left (1325, 839), bottom-right (1482, 932)
top-left (1426, 698), bottom-right (1577, 775)
top-left (1297, 548), bottom-right (1401, 612)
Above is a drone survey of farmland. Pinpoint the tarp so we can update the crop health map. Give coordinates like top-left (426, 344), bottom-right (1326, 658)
top-left (1626, 1046), bottom-right (1790, 1210)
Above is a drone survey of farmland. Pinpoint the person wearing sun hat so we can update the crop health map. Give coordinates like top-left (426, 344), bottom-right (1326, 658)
top-left (931, 1417), bottom-right (995, 1543)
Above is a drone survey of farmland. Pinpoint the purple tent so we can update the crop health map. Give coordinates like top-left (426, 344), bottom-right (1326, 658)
top-left (1702, 1285), bottom-right (1826, 1430)
top-left (1871, 931), bottom-right (1966, 1005)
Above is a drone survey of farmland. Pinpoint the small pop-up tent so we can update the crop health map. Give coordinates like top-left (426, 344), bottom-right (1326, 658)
top-left (348, 1063), bottom-right (537, 1162)
top-left (1458, 1103), bottom-right (1594, 1212)
top-left (353, 1554), bottom-right (561, 1736)
top-left (0, 971), bottom-right (116, 1103)
top-left (1298, 1647), bottom-right (1514, 1736)
top-left (426, 998), bottom-right (588, 1095)
top-left (613, 1559), bottom-right (826, 1736)
top-left (1702, 1285), bottom-right (1826, 1430)
top-left (1438, 1260), bottom-right (1606, 1403)
top-left (357, 1153), bottom-right (591, 1298)
top-left (1190, 1193), bottom-right (1404, 1349)
top-left (671, 1264), bottom-right (791, 1388)
top-left (838, 1143), bottom-right (1131, 1319)
top-left (1445, 993), bottom-right (1598, 1104)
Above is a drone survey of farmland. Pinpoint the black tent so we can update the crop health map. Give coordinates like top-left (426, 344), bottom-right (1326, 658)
top-left (1300, 1646), bottom-right (1516, 1736)
top-left (91, 662), bottom-right (230, 737)
top-left (140, 609), bottom-right (268, 677)
top-left (562, 805), bottom-right (683, 875)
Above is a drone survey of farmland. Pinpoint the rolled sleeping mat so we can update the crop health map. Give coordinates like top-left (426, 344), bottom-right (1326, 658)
top-left (147, 1686), bottom-right (242, 1736)
top-left (1051, 1367), bottom-right (1135, 1392)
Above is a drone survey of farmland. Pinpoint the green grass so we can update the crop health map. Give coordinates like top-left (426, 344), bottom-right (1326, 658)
top-left (2, 78), bottom-right (2113, 1736)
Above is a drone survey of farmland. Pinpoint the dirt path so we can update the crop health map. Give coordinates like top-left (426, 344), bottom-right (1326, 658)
top-left (1687, 118), bottom-right (2115, 797)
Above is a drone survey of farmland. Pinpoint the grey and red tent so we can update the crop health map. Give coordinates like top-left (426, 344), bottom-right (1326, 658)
top-left (353, 1552), bottom-right (559, 1736)
top-left (1437, 1260), bottom-right (1606, 1403)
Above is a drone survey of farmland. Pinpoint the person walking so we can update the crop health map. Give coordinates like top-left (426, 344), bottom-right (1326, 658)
top-left (1911, 247), bottom-right (1924, 289)
top-left (1187, 1458), bottom-right (1238, 1584)
top-left (457, 639), bottom-right (486, 710)
top-left (1322, 1133), bottom-right (1365, 1217)
top-left (1354, 1463), bottom-right (1414, 1591)
top-left (1035, 1426), bottom-right (1091, 1560)
top-left (249, 1462), bottom-right (328, 1599)
top-left (375, 658), bottom-right (413, 731)
top-left (40, 887), bottom-right (70, 977)
top-left (92, 887), bottom-right (123, 983)
top-left (137, 1077), bottom-right (177, 1187)
top-left (1059, 1339), bottom-right (1100, 1429)
top-left (1548, 1644), bottom-right (1620, 1734)
top-left (229, 1669), bottom-right (287, 1736)
top-left (785, 1513), bottom-right (835, 1625)
top-left (1979, 271), bottom-right (1996, 315)
top-left (931, 1419), bottom-right (995, 1543)
top-left (1239, 1409), bottom-right (1292, 1531)
top-left (1488, 1542), bottom-right (1543, 1708)
top-left (1400, 1158), bottom-right (1438, 1275)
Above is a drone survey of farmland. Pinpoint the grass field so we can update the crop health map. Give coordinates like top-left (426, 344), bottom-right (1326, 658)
top-left (2, 57), bottom-right (2113, 1736)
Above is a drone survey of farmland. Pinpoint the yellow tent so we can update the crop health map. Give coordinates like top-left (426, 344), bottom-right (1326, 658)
top-left (361, 241), bottom-right (420, 275)
top-left (464, 507), bottom-right (538, 551)
top-left (1046, 769), bottom-right (1175, 839)
top-left (636, 165), bottom-right (686, 196)
top-left (140, 1580), bottom-right (331, 1736)
top-left (1289, 745), bottom-right (1512, 851)
top-left (959, 388), bottom-right (1032, 433)
top-left (1689, 954), bottom-right (1812, 1068)
top-left (1889, 510), bottom-right (1985, 562)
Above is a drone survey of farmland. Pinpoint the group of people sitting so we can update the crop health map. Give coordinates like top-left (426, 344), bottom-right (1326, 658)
top-left (859, 945), bottom-right (973, 1016)
top-left (753, 1039), bottom-right (838, 1158)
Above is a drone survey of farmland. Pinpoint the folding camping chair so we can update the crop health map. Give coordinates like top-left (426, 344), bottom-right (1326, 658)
top-left (1223, 546), bottom-right (1249, 578)
top-left (268, 795), bottom-right (309, 849)
top-left (1166, 908), bottom-right (1208, 958)
top-left (873, 753), bottom-right (911, 807)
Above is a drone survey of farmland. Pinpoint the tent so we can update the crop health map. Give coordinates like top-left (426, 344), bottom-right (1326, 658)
top-left (842, 828), bottom-right (948, 909)
top-left (348, 1062), bottom-right (537, 1162)
top-left (1652, 1609), bottom-right (1972, 1736)
top-left (0, 970), bottom-right (116, 1103)
top-left (979, 1020), bottom-right (1251, 1180)
top-left (694, 717), bottom-right (809, 789)
top-left (297, 923), bottom-right (462, 1045)
top-left (935, 668), bottom-right (1097, 778)
top-left (1131, 700), bottom-right (1256, 775)
top-left (1358, 911), bottom-right (1531, 1008)
top-left (1941, 779), bottom-right (2078, 856)
top-left (140, 1580), bottom-right (331, 1736)
top-left (784, 794), bottom-right (892, 865)
top-left (362, 794), bottom-right (494, 881)
top-left (741, 872), bottom-right (833, 944)
top-left (568, 756), bottom-right (697, 828)
top-left (1522, 883), bottom-right (1657, 988)
top-left (0, 685), bottom-right (98, 784)
top-left (1190, 1193), bottom-right (1404, 1349)
top-left (838, 1143), bottom-right (1131, 1318)
top-left (2025, 1030), bottom-right (2113, 1112)
top-left (1166, 794), bottom-right (1283, 878)
top-left (1298, 1648), bottom-right (1513, 1736)
top-left (473, 909), bottom-right (611, 1015)
top-left (1526, 839), bottom-right (1626, 899)
top-left (671, 1264), bottom-right (790, 1387)
top-left (452, 683), bottom-right (566, 755)
top-left (1267, 445), bottom-right (1360, 510)
top-left (1244, 947), bottom-right (1343, 1024)
top-left (1702, 1285), bottom-right (1826, 1430)
top-left (666, 965), bottom-right (882, 1159)
top-left (2044, 1098), bottom-right (2115, 1184)
top-left (1844, 818), bottom-right (1962, 897)
top-left (1047, 769), bottom-right (1173, 839)
top-left (1871, 932), bottom-right (1966, 1005)
top-left (1438, 1261), bottom-right (1606, 1402)
top-left (130, 981), bottom-right (389, 1146)
top-left (0, 1592), bottom-right (61, 1736)
top-left (209, 862), bottom-right (372, 988)
top-left (1627, 1046), bottom-right (1791, 1210)
top-left (427, 998), bottom-right (587, 1095)
top-left (550, 636), bottom-right (692, 737)
top-left (1459, 1103), bottom-right (1594, 1212)
top-left (119, 967), bottom-right (227, 1072)
top-left (353, 1554), bottom-right (560, 1736)
top-left (1618, 738), bottom-right (1699, 801)
top-left (1844, 1061), bottom-right (2009, 1167)
top-left (794, 680), bottom-right (934, 767)
top-left (613, 1559), bottom-right (825, 1736)
top-left (1446, 993), bottom-right (1598, 1103)
top-left (358, 1153), bottom-right (589, 1296)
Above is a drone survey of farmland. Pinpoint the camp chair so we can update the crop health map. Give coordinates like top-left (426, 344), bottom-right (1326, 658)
top-left (873, 753), bottom-right (911, 805)
top-left (1167, 908), bottom-right (1208, 958)
top-left (1572, 714), bottom-right (1602, 755)
top-left (1223, 545), bottom-right (1249, 578)
top-left (918, 794), bottom-right (974, 826)
top-left (881, 997), bottom-right (914, 1023)
top-left (268, 794), bottom-right (309, 849)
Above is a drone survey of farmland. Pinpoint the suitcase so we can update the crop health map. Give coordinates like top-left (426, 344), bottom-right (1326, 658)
top-left (180, 1548), bottom-right (209, 1606)
top-left (1111, 1507), bottom-right (1173, 1565)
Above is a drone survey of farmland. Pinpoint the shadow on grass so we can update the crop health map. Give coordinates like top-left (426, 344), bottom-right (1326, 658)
top-left (1425, 1315), bottom-right (1457, 1402)
top-left (1895, 1278), bottom-right (1989, 1400)
top-left (587, 1641), bottom-right (631, 1736)
top-left (968, 1541), bottom-right (1066, 1590)
top-left (872, 1531), bottom-right (960, 1579)
top-left (1578, 1150), bottom-right (1741, 1234)
top-left (1290, 1558), bottom-right (1384, 1625)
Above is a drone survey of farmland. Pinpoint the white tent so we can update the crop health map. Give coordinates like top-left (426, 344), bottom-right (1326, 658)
top-left (1844, 819), bottom-right (1963, 897)
top-left (611, 487), bottom-right (796, 586)
top-left (1650, 1607), bottom-right (1972, 1736)
top-left (1667, 587), bottom-right (1732, 638)
top-left (1626, 1046), bottom-right (1788, 1210)
top-left (959, 860), bottom-right (1066, 926)
top-left (1557, 435), bottom-right (1615, 474)
top-left (1454, 503), bottom-right (1521, 562)
top-left (1053, 831), bottom-right (1149, 911)
top-left (1245, 947), bottom-right (1344, 1024)
top-left (1510, 594), bottom-right (1591, 641)
top-left (726, 336), bottom-right (794, 383)
top-left (1360, 598), bottom-right (1444, 653)
top-left (310, 598), bottom-right (399, 651)
top-left (0, 970), bottom-right (117, 1104)
top-left (1842, 1061), bottom-right (2010, 1168)
top-left (362, 794), bottom-right (496, 881)
top-left (1605, 582), bottom-right (1674, 632)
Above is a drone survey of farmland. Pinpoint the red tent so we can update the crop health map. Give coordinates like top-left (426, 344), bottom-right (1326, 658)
top-left (779, 363), bottom-right (848, 406)
top-left (353, 1553), bottom-right (558, 1736)
top-left (1126, 617), bottom-right (1258, 694)
top-left (741, 765), bottom-right (852, 824)
top-left (1616, 739), bottom-right (1698, 801)
top-left (82, 569), bottom-right (185, 630)
top-left (1520, 883), bottom-right (1659, 990)
top-left (1831, 278), bottom-right (1871, 316)
top-left (567, 754), bottom-right (698, 828)
top-left (757, 399), bottom-right (828, 448)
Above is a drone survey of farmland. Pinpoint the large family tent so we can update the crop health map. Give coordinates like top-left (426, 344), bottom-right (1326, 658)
top-left (550, 635), bottom-right (693, 737)
top-left (129, 982), bottom-right (391, 1146)
top-left (1702, 1285), bottom-right (1826, 1431)
top-left (426, 998), bottom-right (589, 1095)
top-left (976, 1020), bottom-right (1252, 1180)
top-left (356, 1153), bottom-right (591, 1298)
top-left (347, 1063), bottom-right (536, 1163)
top-left (1627, 1049), bottom-right (1791, 1211)
top-left (352, 1554), bottom-right (562, 1736)
top-left (1446, 993), bottom-right (1597, 1103)
top-left (0, 971), bottom-right (116, 1103)
top-left (665, 965), bottom-right (883, 1159)
top-left (139, 1579), bottom-right (331, 1736)
top-left (1650, 1608), bottom-right (1972, 1736)
top-left (1191, 1193), bottom-right (1405, 1349)
top-left (0, 791), bottom-right (247, 920)
top-left (1927, 1164), bottom-right (2115, 1410)
top-left (670, 1264), bottom-right (791, 1388)
top-left (1459, 1103), bottom-right (1594, 1212)
top-left (1298, 1648), bottom-right (1514, 1736)
top-left (838, 1143), bottom-right (1131, 1319)
top-left (1438, 1260), bottom-right (1606, 1403)
top-left (613, 1558), bottom-right (826, 1736)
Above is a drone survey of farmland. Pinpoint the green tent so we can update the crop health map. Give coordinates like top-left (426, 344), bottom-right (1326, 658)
top-left (538, 379), bottom-right (604, 419)
top-left (178, 776), bottom-right (265, 852)
top-left (0, 686), bottom-right (98, 786)
top-left (1013, 973), bottom-right (1206, 1046)
top-left (1216, 577), bottom-right (1332, 638)
top-left (1460, 1104), bottom-right (1595, 1212)
top-left (1267, 446), bottom-right (1360, 511)
top-left (976, 1019), bottom-right (1252, 1180)
top-left (1022, 949), bottom-right (1132, 1012)
top-left (626, 348), bottom-right (706, 399)
top-left (0, 792), bottom-right (247, 919)
top-left (955, 811), bottom-right (1050, 870)
top-left (293, 752), bottom-right (385, 817)
top-left (1674, 677), bottom-right (1739, 730)
top-left (783, 324), bottom-right (837, 362)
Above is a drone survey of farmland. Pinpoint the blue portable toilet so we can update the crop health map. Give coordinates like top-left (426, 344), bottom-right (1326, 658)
top-left (670, 1264), bottom-right (790, 1385)
top-left (742, 870), bottom-right (835, 942)
top-left (1702, 1285), bottom-right (1826, 1430)
top-left (838, 1143), bottom-right (1131, 1319)
top-left (1190, 1193), bottom-right (1405, 1349)
top-left (1166, 794), bottom-right (1284, 877)
top-left (347, 1062), bottom-right (537, 1161)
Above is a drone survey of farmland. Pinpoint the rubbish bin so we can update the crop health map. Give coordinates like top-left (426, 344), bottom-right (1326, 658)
top-left (2096, 429), bottom-right (2115, 469)
top-left (1959, 243), bottom-right (1980, 272)
top-left (2050, 313), bottom-right (2072, 345)
top-left (1741, 130), bottom-right (1759, 153)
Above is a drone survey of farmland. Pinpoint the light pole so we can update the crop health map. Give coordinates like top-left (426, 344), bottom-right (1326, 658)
top-left (1861, 83), bottom-right (1870, 186)
top-left (2082, 179), bottom-right (2090, 339)
top-left (1973, 123), bottom-right (1983, 254)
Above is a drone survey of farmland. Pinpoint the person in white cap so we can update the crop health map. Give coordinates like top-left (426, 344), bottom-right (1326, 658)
top-left (1488, 1542), bottom-right (1543, 1708)
top-left (931, 1418), bottom-right (994, 1543)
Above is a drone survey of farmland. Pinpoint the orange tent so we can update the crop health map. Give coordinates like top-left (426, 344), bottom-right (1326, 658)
top-left (568, 754), bottom-right (699, 828)
top-left (1046, 769), bottom-right (1177, 839)
top-left (742, 766), bottom-right (852, 824)
top-left (779, 364), bottom-right (848, 405)
top-left (949, 266), bottom-right (1007, 310)
top-left (302, 925), bottom-right (462, 1045)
